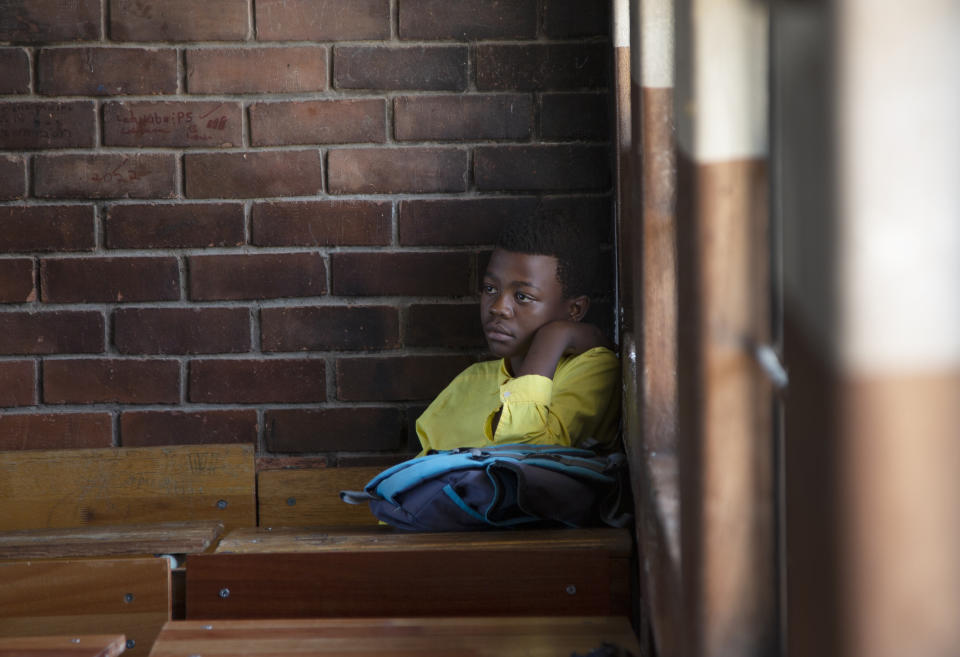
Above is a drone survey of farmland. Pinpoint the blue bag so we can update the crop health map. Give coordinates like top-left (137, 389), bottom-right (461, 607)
top-left (340, 444), bottom-right (632, 531)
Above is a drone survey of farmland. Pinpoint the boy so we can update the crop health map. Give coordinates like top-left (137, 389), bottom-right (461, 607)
top-left (415, 210), bottom-right (620, 455)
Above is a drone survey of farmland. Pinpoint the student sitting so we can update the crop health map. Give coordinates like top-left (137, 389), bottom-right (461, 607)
top-left (416, 209), bottom-right (620, 455)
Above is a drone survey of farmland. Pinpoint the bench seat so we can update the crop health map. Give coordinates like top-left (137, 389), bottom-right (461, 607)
top-left (0, 634), bottom-right (126, 657)
top-left (148, 617), bottom-right (641, 657)
top-left (0, 521), bottom-right (223, 561)
top-left (186, 526), bottom-right (633, 619)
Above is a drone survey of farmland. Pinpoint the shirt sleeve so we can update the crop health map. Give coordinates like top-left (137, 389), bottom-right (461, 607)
top-left (493, 347), bottom-right (619, 447)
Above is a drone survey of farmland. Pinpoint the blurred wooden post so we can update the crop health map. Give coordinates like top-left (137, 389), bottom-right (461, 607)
top-left (674, 0), bottom-right (777, 655)
top-left (779, 1), bottom-right (960, 655)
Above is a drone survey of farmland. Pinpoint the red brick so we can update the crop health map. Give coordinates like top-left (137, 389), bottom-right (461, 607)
top-left (394, 95), bottom-right (532, 142)
top-left (0, 259), bottom-right (34, 303)
top-left (41, 256), bottom-right (179, 303)
top-left (0, 0), bottom-right (100, 43)
top-left (261, 306), bottom-right (399, 352)
top-left (104, 101), bottom-right (243, 148)
top-left (398, 198), bottom-right (538, 246)
top-left (331, 252), bottom-right (473, 297)
top-left (256, 0), bottom-right (389, 41)
top-left (189, 359), bottom-right (326, 403)
top-left (0, 101), bottom-right (95, 150)
top-left (250, 99), bottom-right (385, 146)
top-left (328, 148), bottom-right (467, 194)
top-left (0, 48), bottom-right (30, 93)
top-left (0, 413), bottom-right (112, 450)
top-left (539, 195), bottom-right (614, 243)
top-left (110, 0), bottom-right (249, 41)
top-left (187, 47), bottom-right (327, 94)
top-left (37, 47), bottom-right (177, 96)
top-left (34, 154), bottom-right (177, 200)
top-left (474, 145), bottom-right (611, 191)
top-left (185, 151), bottom-right (323, 199)
top-left (334, 46), bottom-right (467, 91)
top-left (0, 206), bottom-right (95, 253)
top-left (44, 358), bottom-right (180, 404)
top-left (265, 407), bottom-right (403, 453)
top-left (336, 355), bottom-right (474, 401)
top-left (541, 93), bottom-right (610, 140)
top-left (104, 203), bottom-right (245, 249)
top-left (256, 455), bottom-right (332, 470)
top-left (476, 44), bottom-right (609, 91)
top-left (120, 410), bottom-right (258, 447)
top-left (0, 156), bottom-right (25, 200)
top-left (403, 404), bottom-right (429, 452)
top-left (0, 361), bottom-right (35, 406)
top-left (0, 312), bottom-right (104, 355)
top-left (252, 201), bottom-right (390, 247)
top-left (335, 452), bottom-right (411, 467)
top-left (543, 0), bottom-right (610, 38)
top-left (114, 307), bottom-right (250, 354)
top-left (399, 0), bottom-right (536, 39)
top-left (188, 253), bottom-right (326, 301)
top-left (406, 303), bottom-right (483, 348)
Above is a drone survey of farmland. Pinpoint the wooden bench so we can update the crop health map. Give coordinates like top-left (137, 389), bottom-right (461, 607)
top-left (0, 445), bottom-right (256, 532)
top-left (0, 445), bottom-right (257, 655)
top-left (0, 557), bottom-right (166, 657)
top-left (147, 617), bottom-right (641, 657)
top-left (186, 526), bottom-right (632, 619)
top-left (256, 466), bottom-right (383, 527)
top-left (0, 634), bottom-right (126, 657)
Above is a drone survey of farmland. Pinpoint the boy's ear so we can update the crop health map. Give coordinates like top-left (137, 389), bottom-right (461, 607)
top-left (566, 295), bottom-right (590, 322)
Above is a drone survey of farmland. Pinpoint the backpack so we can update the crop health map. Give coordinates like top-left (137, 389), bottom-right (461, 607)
top-left (340, 443), bottom-right (632, 532)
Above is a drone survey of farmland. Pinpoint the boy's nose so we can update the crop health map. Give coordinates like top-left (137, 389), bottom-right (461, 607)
top-left (490, 296), bottom-right (513, 317)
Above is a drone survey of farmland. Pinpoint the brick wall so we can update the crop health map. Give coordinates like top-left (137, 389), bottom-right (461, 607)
top-left (0, 0), bottom-right (613, 467)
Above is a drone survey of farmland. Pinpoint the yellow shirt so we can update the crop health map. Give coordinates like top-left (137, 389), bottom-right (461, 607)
top-left (415, 347), bottom-right (620, 455)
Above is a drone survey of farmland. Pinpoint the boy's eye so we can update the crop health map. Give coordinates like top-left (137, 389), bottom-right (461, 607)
top-left (482, 284), bottom-right (497, 295)
top-left (515, 292), bottom-right (531, 303)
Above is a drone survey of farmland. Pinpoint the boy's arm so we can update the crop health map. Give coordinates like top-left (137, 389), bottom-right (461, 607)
top-left (494, 346), bottom-right (619, 447)
top-left (512, 320), bottom-right (612, 379)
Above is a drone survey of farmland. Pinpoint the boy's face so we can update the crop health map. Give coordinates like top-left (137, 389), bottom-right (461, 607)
top-left (481, 248), bottom-right (574, 365)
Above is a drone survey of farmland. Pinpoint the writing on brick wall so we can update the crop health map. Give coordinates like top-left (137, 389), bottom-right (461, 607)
top-left (0, 106), bottom-right (73, 141)
top-left (116, 105), bottom-right (229, 140)
top-left (89, 157), bottom-right (141, 183)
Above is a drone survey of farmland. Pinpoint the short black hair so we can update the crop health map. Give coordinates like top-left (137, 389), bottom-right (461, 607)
top-left (495, 208), bottom-right (598, 298)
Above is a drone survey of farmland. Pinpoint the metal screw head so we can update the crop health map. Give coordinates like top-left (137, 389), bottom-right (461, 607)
top-left (286, 496), bottom-right (296, 506)
top-left (219, 587), bottom-right (231, 598)
top-left (124, 593), bottom-right (135, 603)
top-left (216, 499), bottom-right (228, 509)
top-left (126, 639), bottom-right (136, 649)
top-left (565, 584), bottom-right (577, 595)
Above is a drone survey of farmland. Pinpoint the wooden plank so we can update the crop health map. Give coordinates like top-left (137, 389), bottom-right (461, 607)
top-left (257, 467), bottom-right (383, 527)
top-left (0, 557), bottom-right (169, 657)
top-left (0, 634), bottom-right (126, 657)
top-left (149, 617), bottom-right (641, 657)
top-left (186, 546), bottom-right (631, 619)
top-left (0, 521), bottom-right (224, 560)
top-left (0, 445), bottom-right (255, 531)
top-left (216, 526), bottom-right (633, 555)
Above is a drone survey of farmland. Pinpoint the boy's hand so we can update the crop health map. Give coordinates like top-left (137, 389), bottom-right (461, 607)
top-left (512, 320), bottom-right (611, 379)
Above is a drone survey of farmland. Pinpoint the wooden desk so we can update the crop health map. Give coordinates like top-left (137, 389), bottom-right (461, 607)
top-left (148, 617), bottom-right (641, 657)
top-left (0, 634), bottom-right (126, 657)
